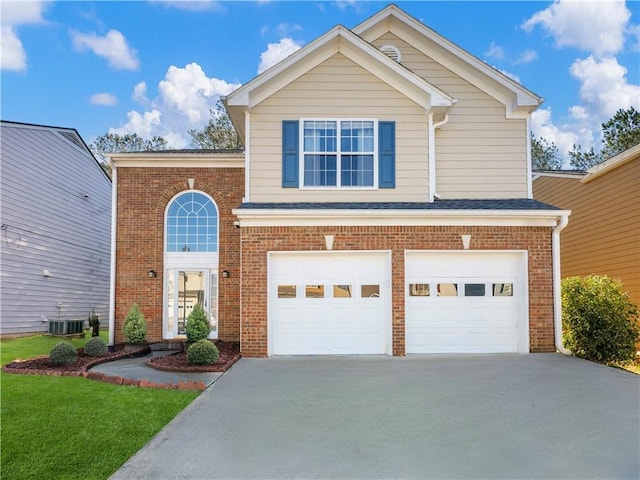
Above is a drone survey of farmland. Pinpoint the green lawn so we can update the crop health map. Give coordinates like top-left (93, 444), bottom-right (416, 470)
top-left (1, 333), bottom-right (199, 480)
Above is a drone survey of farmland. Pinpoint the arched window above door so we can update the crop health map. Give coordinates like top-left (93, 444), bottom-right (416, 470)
top-left (166, 191), bottom-right (218, 253)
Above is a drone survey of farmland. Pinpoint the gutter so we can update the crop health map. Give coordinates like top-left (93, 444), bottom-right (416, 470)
top-left (552, 211), bottom-right (571, 355)
top-left (108, 160), bottom-right (117, 347)
top-left (428, 110), bottom-right (453, 202)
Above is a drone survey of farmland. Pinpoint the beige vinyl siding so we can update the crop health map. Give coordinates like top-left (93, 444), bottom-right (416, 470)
top-left (249, 53), bottom-right (430, 203)
top-left (533, 159), bottom-right (640, 305)
top-left (372, 32), bottom-right (529, 199)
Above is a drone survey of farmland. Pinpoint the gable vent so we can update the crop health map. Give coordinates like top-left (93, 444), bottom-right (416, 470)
top-left (57, 130), bottom-right (86, 150)
top-left (380, 44), bottom-right (401, 62)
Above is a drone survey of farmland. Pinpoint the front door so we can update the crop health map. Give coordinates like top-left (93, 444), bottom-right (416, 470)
top-left (165, 268), bottom-right (218, 339)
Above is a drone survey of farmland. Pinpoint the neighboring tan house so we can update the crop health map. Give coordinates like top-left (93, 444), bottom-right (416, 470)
top-left (533, 144), bottom-right (640, 306)
top-left (0, 121), bottom-right (112, 335)
top-left (109, 5), bottom-right (569, 356)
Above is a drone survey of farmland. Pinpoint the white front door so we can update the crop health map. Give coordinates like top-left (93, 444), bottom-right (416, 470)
top-left (405, 251), bottom-right (528, 353)
top-left (165, 267), bottom-right (218, 339)
top-left (269, 251), bottom-right (392, 355)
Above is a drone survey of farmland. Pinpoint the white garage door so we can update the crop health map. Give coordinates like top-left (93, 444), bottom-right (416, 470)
top-left (269, 251), bottom-right (391, 355)
top-left (405, 251), bottom-right (528, 353)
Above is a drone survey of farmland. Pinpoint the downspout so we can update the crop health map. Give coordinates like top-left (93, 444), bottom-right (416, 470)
top-left (243, 110), bottom-right (250, 203)
top-left (108, 159), bottom-right (117, 347)
top-left (428, 112), bottom-right (451, 202)
top-left (553, 212), bottom-right (571, 355)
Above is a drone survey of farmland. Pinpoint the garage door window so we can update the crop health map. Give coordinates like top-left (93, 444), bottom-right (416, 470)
top-left (278, 285), bottom-right (297, 298)
top-left (437, 283), bottom-right (458, 296)
top-left (493, 283), bottom-right (513, 296)
top-left (465, 284), bottom-right (486, 296)
top-left (306, 285), bottom-right (325, 298)
top-left (333, 285), bottom-right (352, 298)
top-left (409, 283), bottom-right (431, 296)
top-left (361, 285), bottom-right (380, 298)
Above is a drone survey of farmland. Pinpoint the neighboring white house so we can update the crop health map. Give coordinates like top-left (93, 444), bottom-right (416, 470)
top-left (0, 121), bottom-right (112, 335)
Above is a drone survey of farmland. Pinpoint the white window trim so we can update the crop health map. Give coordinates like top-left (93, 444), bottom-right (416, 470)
top-left (298, 118), bottom-right (379, 190)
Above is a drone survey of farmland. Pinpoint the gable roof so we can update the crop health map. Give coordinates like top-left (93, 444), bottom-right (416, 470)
top-left (581, 143), bottom-right (640, 184)
top-left (0, 120), bottom-right (111, 183)
top-left (353, 4), bottom-right (543, 118)
top-left (223, 22), bottom-right (456, 142)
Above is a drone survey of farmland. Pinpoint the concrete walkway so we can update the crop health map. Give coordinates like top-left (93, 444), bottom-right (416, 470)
top-left (111, 354), bottom-right (639, 480)
top-left (90, 351), bottom-right (223, 388)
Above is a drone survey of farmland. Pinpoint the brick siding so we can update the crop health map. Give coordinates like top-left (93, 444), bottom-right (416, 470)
top-left (114, 167), bottom-right (244, 344)
top-left (240, 225), bottom-right (555, 357)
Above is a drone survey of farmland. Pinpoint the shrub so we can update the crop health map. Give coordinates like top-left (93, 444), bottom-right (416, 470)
top-left (562, 275), bottom-right (639, 365)
top-left (186, 339), bottom-right (219, 365)
top-left (122, 303), bottom-right (147, 345)
top-left (185, 304), bottom-right (211, 342)
top-left (49, 342), bottom-right (78, 366)
top-left (84, 336), bottom-right (108, 356)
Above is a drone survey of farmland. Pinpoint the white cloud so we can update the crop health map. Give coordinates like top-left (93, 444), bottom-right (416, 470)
top-left (90, 92), bottom-right (118, 106)
top-left (485, 42), bottom-right (505, 60)
top-left (0, 1), bottom-right (46, 72)
top-left (111, 110), bottom-right (162, 139)
top-left (257, 37), bottom-right (302, 74)
top-left (569, 55), bottom-right (640, 119)
top-left (159, 63), bottom-right (240, 124)
top-left (132, 81), bottom-right (149, 105)
top-left (569, 105), bottom-right (588, 121)
top-left (1, 26), bottom-right (26, 71)
top-left (531, 107), bottom-right (586, 164)
top-left (522, 0), bottom-right (632, 57)
top-left (72, 29), bottom-right (139, 70)
top-left (111, 63), bottom-right (241, 147)
top-left (515, 49), bottom-right (538, 64)
top-left (335, 0), bottom-right (364, 13)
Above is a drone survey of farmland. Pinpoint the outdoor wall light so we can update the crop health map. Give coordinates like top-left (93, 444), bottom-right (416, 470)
top-left (148, 270), bottom-right (157, 278)
top-left (222, 270), bottom-right (230, 278)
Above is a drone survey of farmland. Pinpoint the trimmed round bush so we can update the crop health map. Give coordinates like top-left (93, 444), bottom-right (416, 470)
top-left (49, 342), bottom-right (78, 366)
top-left (84, 336), bottom-right (108, 356)
top-left (562, 275), bottom-right (639, 365)
top-left (123, 303), bottom-right (147, 345)
top-left (185, 304), bottom-right (211, 342)
top-left (187, 339), bottom-right (219, 365)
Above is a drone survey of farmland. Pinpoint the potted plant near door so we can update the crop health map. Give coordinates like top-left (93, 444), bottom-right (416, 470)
top-left (122, 303), bottom-right (148, 354)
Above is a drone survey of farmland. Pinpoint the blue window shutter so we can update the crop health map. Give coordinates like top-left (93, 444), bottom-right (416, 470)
top-left (378, 121), bottom-right (395, 188)
top-left (282, 120), bottom-right (299, 188)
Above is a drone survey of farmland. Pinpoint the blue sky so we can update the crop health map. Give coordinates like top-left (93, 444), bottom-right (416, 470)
top-left (2, 1), bottom-right (639, 160)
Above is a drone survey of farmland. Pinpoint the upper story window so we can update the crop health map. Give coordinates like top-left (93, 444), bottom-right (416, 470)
top-left (166, 192), bottom-right (218, 253)
top-left (281, 119), bottom-right (395, 190)
top-left (303, 120), bottom-right (375, 188)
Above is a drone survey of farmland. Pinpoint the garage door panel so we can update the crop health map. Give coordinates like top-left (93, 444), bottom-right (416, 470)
top-left (270, 252), bottom-right (391, 355)
top-left (406, 251), bottom-right (527, 354)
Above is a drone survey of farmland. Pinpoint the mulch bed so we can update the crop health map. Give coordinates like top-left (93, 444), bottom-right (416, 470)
top-left (1, 344), bottom-right (145, 377)
top-left (146, 341), bottom-right (241, 373)
top-left (2, 341), bottom-right (241, 376)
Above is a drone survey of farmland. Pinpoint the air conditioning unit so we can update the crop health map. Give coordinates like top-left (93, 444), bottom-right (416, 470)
top-left (48, 320), bottom-right (84, 335)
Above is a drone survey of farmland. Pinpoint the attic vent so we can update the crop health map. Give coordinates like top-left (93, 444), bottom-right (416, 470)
top-left (57, 130), bottom-right (85, 150)
top-left (380, 44), bottom-right (401, 62)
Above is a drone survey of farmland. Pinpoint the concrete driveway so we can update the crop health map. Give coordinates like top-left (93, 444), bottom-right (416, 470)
top-left (111, 354), bottom-right (639, 480)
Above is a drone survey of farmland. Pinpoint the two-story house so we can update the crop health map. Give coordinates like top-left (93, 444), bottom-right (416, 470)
top-left (1, 121), bottom-right (112, 336)
top-left (109, 5), bottom-right (569, 357)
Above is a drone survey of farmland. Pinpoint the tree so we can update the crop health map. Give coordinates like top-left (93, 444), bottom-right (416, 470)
top-left (89, 132), bottom-right (169, 178)
top-left (568, 144), bottom-right (602, 171)
top-left (569, 106), bottom-right (640, 170)
top-left (531, 133), bottom-right (562, 170)
top-left (188, 100), bottom-right (243, 150)
top-left (601, 106), bottom-right (640, 159)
